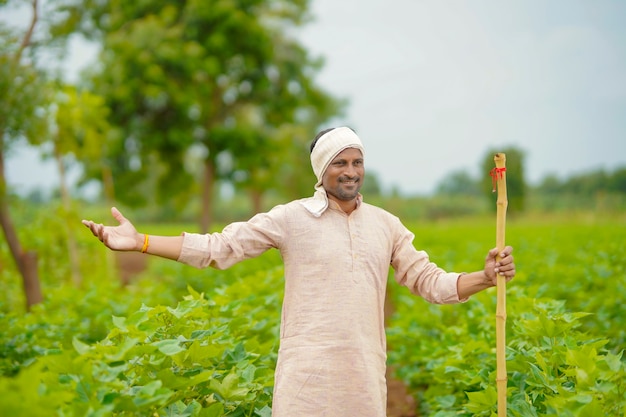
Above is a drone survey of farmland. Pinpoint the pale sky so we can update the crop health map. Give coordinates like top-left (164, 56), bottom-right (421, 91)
top-left (5, 0), bottom-right (626, 196)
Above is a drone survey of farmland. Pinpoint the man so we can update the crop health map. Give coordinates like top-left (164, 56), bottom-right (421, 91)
top-left (82, 126), bottom-right (516, 416)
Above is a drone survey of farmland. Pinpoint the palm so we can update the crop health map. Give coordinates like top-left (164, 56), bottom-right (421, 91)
top-left (104, 221), bottom-right (138, 251)
top-left (82, 207), bottom-right (140, 252)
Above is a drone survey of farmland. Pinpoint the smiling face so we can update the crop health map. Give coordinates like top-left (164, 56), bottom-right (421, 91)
top-left (322, 147), bottom-right (364, 213)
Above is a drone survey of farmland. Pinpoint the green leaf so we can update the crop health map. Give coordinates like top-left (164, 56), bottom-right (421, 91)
top-left (577, 399), bottom-right (604, 417)
top-left (185, 341), bottom-right (223, 366)
top-left (157, 368), bottom-right (212, 390)
top-left (209, 372), bottom-right (249, 401)
top-left (104, 337), bottom-right (139, 361)
top-left (168, 299), bottom-right (202, 318)
top-left (153, 339), bottom-right (186, 356)
top-left (464, 387), bottom-right (497, 413)
top-left (254, 405), bottom-right (272, 417)
top-left (131, 381), bottom-right (173, 409)
top-left (200, 403), bottom-right (224, 417)
top-left (185, 285), bottom-right (204, 300)
top-left (72, 337), bottom-right (92, 355)
top-left (602, 350), bottom-right (623, 373)
top-left (162, 399), bottom-right (202, 417)
top-left (111, 315), bottom-right (127, 331)
top-left (434, 394), bottom-right (456, 408)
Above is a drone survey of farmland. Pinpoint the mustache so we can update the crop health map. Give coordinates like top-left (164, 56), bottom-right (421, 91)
top-left (339, 176), bottom-right (360, 183)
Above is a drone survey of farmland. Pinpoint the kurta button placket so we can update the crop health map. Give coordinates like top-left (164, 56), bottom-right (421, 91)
top-left (347, 215), bottom-right (355, 271)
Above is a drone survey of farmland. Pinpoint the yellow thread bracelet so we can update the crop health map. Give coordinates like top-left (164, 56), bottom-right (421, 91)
top-left (141, 234), bottom-right (149, 253)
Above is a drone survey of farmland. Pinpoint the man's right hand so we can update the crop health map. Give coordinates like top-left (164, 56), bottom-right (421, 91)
top-left (82, 207), bottom-right (142, 252)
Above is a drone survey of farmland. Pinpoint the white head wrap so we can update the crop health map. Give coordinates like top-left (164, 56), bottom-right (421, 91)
top-left (300, 127), bottom-right (365, 217)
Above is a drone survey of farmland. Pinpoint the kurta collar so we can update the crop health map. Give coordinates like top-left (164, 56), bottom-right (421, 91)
top-left (300, 189), bottom-right (362, 217)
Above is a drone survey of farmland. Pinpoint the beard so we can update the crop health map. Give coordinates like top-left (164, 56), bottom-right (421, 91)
top-left (327, 176), bottom-right (362, 201)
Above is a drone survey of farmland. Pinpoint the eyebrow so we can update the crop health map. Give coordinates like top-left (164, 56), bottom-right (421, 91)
top-left (332, 157), bottom-right (363, 163)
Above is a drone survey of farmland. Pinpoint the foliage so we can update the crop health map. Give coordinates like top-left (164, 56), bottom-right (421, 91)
top-left (0, 10), bottom-right (50, 151)
top-left (0, 1), bottom-right (54, 308)
top-left (387, 218), bottom-right (626, 416)
top-left (430, 162), bottom-right (626, 216)
top-left (49, 0), bottom-right (342, 226)
top-left (1, 216), bottom-right (284, 415)
top-left (435, 169), bottom-right (482, 197)
top-left (536, 167), bottom-right (626, 197)
top-left (1, 205), bottom-right (625, 415)
top-left (51, 85), bottom-right (114, 199)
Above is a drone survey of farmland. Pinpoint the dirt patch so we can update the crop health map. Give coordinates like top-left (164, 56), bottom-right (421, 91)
top-left (115, 251), bottom-right (148, 285)
top-left (385, 290), bottom-right (418, 417)
top-left (386, 366), bottom-right (417, 417)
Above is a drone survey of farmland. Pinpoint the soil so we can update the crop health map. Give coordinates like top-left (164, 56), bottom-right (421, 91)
top-left (386, 366), bottom-right (418, 417)
top-left (115, 251), bottom-right (148, 286)
top-left (384, 289), bottom-right (418, 417)
top-left (115, 254), bottom-right (419, 416)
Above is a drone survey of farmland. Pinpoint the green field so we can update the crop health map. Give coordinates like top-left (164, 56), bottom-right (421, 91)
top-left (1, 210), bottom-right (624, 416)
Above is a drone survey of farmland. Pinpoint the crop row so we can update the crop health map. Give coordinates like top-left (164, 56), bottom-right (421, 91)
top-left (1, 214), bottom-right (624, 415)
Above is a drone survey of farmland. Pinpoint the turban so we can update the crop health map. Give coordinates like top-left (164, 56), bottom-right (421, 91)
top-left (301, 127), bottom-right (365, 217)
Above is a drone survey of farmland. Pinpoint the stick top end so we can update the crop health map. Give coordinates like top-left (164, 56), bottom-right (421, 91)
top-left (494, 153), bottom-right (506, 167)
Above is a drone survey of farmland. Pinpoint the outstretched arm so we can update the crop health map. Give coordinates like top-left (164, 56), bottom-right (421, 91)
top-left (456, 246), bottom-right (515, 300)
top-left (82, 207), bottom-right (184, 261)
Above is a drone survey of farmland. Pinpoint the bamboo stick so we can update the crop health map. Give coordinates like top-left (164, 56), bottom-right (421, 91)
top-left (492, 153), bottom-right (508, 416)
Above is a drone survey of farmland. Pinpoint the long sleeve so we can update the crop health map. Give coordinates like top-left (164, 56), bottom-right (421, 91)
top-left (390, 223), bottom-right (463, 304)
top-left (177, 206), bottom-right (287, 269)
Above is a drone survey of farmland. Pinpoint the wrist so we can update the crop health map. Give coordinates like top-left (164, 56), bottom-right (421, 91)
top-left (137, 233), bottom-right (146, 252)
top-left (483, 271), bottom-right (496, 287)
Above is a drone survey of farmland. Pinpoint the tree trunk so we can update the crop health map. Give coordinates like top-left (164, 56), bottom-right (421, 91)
top-left (102, 163), bottom-right (115, 205)
top-left (0, 0), bottom-right (42, 310)
top-left (20, 250), bottom-right (42, 308)
top-left (54, 143), bottom-right (82, 286)
top-left (0, 144), bottom-right (42, 310)
top-left (249, 188), bottom-right (263, 216)
top-left (200, 159), bottom-right (216, 234)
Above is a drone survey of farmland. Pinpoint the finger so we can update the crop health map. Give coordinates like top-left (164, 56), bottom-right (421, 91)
top-left (500, 246), bottom-right (513, 257)
top-left (111, 206), bottom-right (127, 225)
top-left (498, 260), bottom-right (515, 270)
top-left (94, 224), bottom-right (104, 240)
top-left (82, 220), bottom-right (104, 240)
top-left (498, 262), bottom-right (514, 271)
top-left (500, 265), bottom-right (515, 276)
top-left (87, 223), bottom-right (100, 238)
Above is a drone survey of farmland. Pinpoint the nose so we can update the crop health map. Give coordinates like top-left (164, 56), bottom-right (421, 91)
top-left (344, 163), bottom-right (357, 177)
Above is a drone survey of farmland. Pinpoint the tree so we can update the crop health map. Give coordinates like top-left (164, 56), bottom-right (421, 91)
top-left (536, 174), bottom-right (563, 195)
top-left (0, 0), bottom-right (49, 309)
top-left (62, 0), bottom-right (342, 232)
top-left (607, 167), bottom-right (626, 194)
top-left (435, 169), bottom-right (481, 196)
top-left (481, 147), bottom-right (526, 214)
top-left (49, 85), bottom-right (113, 286)
top-left (564, 170), bottom-right (610, 197)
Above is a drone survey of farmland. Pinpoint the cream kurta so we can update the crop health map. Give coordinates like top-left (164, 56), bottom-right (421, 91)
top-left (178, 196), bottom-right (463, 416)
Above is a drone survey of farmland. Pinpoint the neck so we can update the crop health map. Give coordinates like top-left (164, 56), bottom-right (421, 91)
top-left (328, 195), bottom-right (358, 215)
